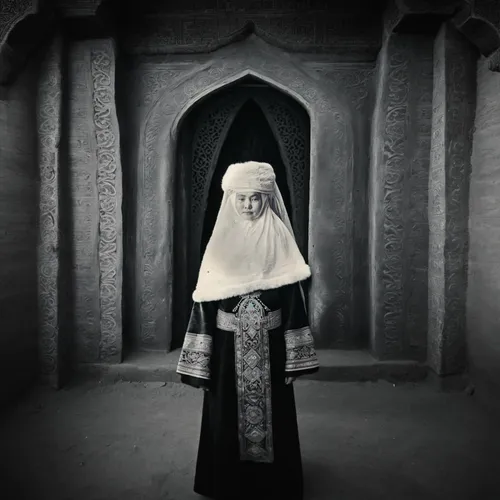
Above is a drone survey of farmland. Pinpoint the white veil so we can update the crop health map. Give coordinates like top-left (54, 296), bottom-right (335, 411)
top-left (192, 161), bottom-right (311, 303)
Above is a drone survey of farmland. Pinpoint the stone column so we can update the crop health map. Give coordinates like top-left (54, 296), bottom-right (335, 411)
top-left (428, 23), bottom-right (476, 376)
top-left (37, 34), bottom-right (63, 387)
top-left (369, 33), bottom-right (433, 360)
top-left (68, 38), bottom-right (123, 363)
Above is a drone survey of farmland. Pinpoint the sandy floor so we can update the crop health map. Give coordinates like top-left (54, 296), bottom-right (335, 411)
top-left (0, 379), bottom-right (499, 500)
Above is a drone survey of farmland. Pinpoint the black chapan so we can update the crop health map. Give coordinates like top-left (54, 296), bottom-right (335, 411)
top-left (177, 283), bottom-right (319, 500)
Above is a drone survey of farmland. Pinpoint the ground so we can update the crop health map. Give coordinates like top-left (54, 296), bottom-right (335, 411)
top-left (0, 379), bottom-right (499, 500)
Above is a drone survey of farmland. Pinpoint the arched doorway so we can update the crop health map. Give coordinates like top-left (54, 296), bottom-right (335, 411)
top-left (173, 76), bottom-right (310, 348)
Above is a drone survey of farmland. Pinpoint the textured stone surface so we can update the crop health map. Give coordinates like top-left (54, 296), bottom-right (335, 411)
top-left (0, 55), bottom-right (39, 403)
top-left (306, 61), bottom-right (375, 347)
top-left (368, 33), bottom-right (433, 361)
top-left (467, 55), bottom-right (500, 398)
top-left (68, 39), bottom-right (122, 364)
top-left (428, 24), bottom-right (476, 376)
top-left (119, 0), bottom-right (385, 58)
top-left (122, 35), bottom-right (354, 351)
top-left (37, 35), bottom-right (63, 388)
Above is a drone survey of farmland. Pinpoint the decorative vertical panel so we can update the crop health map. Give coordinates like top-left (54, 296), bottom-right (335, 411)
top-left (369, 34), bottom-right (433, 360)
top-left (91, 40), bottom-right (123, 362)
top-left (37, 35), bottom-right (62, 386)
top-left (309, 63), bottom-right (375, 347)
top-left (428, 24), bottom-right (476, 376)
top-left (402, 37), bottom-right (433, 360)
top-left (369, 36), bottom-right (410, 359)
top-left (68, 41), bottom-right (101, 362)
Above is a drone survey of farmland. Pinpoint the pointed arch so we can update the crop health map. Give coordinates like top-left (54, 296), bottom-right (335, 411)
top-left (132, 36), bottom-right (354, 351)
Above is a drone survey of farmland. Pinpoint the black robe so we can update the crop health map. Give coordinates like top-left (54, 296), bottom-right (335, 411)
top-left (177, 282), bottom-right (319, 500)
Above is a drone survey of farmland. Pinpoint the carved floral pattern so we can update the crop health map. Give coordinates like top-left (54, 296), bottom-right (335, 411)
top-left (91, 42), bottom-right (123, 362)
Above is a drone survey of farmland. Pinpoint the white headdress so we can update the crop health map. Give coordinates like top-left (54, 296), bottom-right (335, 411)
top-left (192, 161), bottom-right (311, 302)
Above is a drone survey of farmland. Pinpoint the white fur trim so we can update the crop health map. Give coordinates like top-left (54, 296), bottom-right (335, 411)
top-left (192, 263), bottom-right (311, 302)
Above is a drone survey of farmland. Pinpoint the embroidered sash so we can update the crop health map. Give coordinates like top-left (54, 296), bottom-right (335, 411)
top-left (217, 298), bottom-right (282, 463)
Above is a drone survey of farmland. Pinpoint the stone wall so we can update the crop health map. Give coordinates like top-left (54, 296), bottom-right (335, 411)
top-left (369, 33), bottom-right (433, 361)
top-left (119, 0), bottom-right (384, 60)
top-left (67, 38), bottom-right (123, 364)
top-left (467, 55), bottom-right (500, 408)
top-left (0, 56), bottom-right (39, 404)
top-left (428, 24), bottom-right (476, 377)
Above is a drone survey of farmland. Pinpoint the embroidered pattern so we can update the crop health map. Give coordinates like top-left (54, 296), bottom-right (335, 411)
top-left (284, 326), bottom-right (320, 372)
top-left (177, 332), bottom-right (212, 380)
top-left (217, 298), bottom-right (281, 463)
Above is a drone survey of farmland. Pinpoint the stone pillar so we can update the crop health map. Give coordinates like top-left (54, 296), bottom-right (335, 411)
top-left (37, 34), bottom-right (63, 387)
top-left (68, 38), bottom-right (123, 363)
top-left (428, 23), bottom-right (476, 376)
top-left (369, 33), bottom-right (433, 360)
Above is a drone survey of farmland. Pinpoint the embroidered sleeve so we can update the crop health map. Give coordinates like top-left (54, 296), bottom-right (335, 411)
top-left (177, 301), bottom-right (215, 389)
top-left (282, 283), bottom-right (319, 377)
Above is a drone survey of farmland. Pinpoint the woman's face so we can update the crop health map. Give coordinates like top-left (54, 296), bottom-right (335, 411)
top-left (235, 192), bottom-right (263, 220)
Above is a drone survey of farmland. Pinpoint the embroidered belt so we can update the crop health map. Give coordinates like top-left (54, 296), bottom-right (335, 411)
top-left (216, 308), bottom-right (282, 332)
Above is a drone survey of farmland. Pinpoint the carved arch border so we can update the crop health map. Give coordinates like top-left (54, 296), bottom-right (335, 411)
top-left (136, 43), bottom-right (353, 349)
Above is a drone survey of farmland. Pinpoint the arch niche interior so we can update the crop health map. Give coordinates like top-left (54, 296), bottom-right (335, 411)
top-left (173, 76), bottom-right (311, 349)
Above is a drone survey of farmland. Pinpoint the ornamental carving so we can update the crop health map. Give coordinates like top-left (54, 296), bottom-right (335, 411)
top-left (69, 42), bottom-right (101, 362)
top-left (136, 38), bottom-right (352, 350)
top-left (0, 0), bottom-right (34, 46)
top-left (428, 25), bottom-right (474, 375)
top-left (381, 49), bottom-right (410, 356)
top-left (91, 41), bottom-right (123, 362)
top-left (121, 6), bottom-right (381, 57)
top-left (310, 64), bottom-right (375, 110)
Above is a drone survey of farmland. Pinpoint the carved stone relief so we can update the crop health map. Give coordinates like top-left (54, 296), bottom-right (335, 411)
top-left (120, 2), bottom-right (382, 57)
top-left (428, 24), bottom-right (476, 376)
top-left (66, 39), bottom-right (123, 363)
top-left (306, 63), bottom-right (375, 110)
top-left (379, 47), bottom-right (409, 357)
top-left (404, 38), bottom-right (433, 358)
top-left (132, 36), bottom-right (352, 350)
top-left (37, 35), bottom-right (62, 386)
top-left (69, 41), bottom-right (101, 362)
top-left (370, 34), bottom-right (433, 360)
top-left (90, 40), bottom-right (123, 362)
top-left (0, 0), bottom-right (35, 47)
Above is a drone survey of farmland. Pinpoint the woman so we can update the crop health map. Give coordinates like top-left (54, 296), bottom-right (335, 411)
top-left (177, 161), bottom-right (319, 500)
